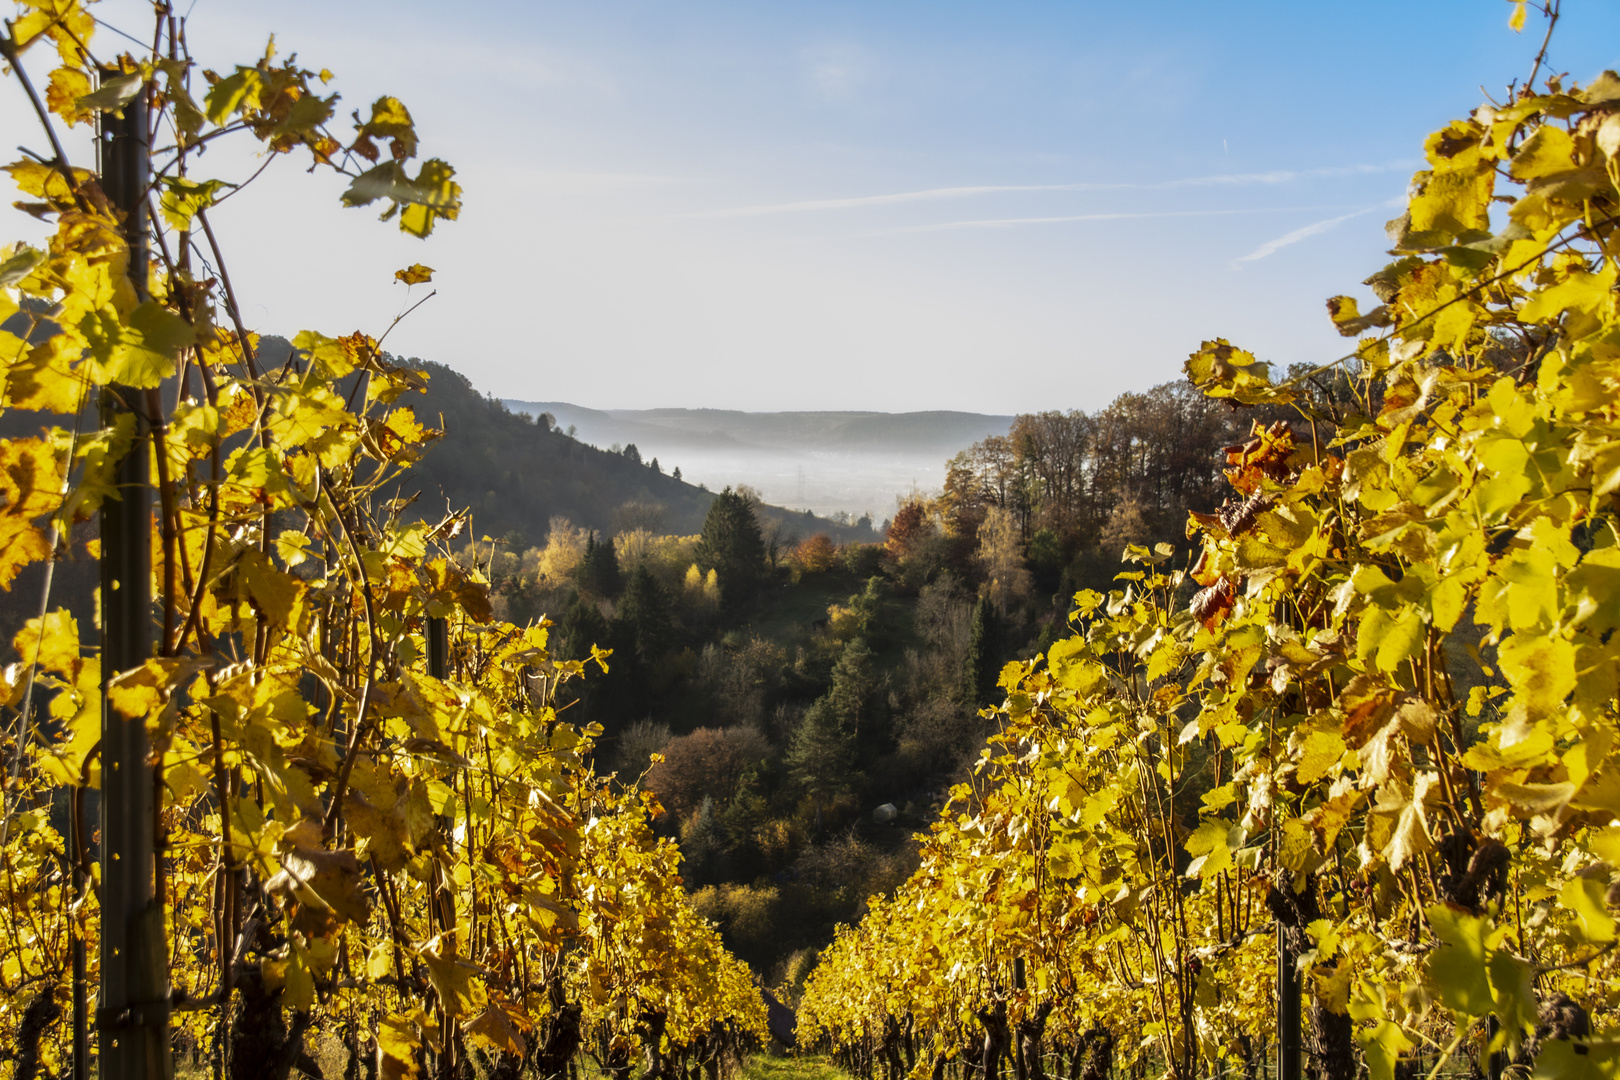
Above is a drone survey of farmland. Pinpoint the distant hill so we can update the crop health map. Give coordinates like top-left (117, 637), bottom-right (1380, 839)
top-left (403, 362), bottom-right (877, 546)
top-left (503, 401), bottom-right (1014, 520)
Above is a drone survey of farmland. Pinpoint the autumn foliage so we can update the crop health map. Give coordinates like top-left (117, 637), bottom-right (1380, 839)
top-left (792, 533), bottom-right (838, 574)
top-left (0, 8), bottom-right (763, 1080)
top-left (801, 19), bottom-right (1620, 1080)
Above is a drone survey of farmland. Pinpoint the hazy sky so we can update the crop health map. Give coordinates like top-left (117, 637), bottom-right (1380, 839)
top-left (7, 1), bottom-right (1620, 412)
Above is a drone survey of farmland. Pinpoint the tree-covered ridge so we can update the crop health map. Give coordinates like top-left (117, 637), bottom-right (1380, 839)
top-left (800, 19), bottom-right (1620, 1080)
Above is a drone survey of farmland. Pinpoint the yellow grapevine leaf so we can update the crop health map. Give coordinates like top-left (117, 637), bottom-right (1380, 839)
top-left (384, 406), bottom-right (428, 445)
top-left (343, 791), bottom-right (412, 871)
top-left (4, 159), bottom-right (95, 201)
top-left (378, 1014), bottom-right (423, 1080)
top-left (0, 437), bottom-right (63, 590)
top-left (355, 96), bottom-right (418, 162)
top-left (45, 66), bottom-right (94, 127)
top-left (1184, 338), bottom-right (1294, 405)
top-left (1296, 729), bottom-right (1346, 785)
top-left (157, 176), bottom-right (233, 232)
top-left (1425, 905), bottom-right (1494, 1016)
top-left (397, 159), bottom-right (462, 238)
top-left (275, 530), bottom-right (312, 568)
top-left (1560, 877), bottom-right (1616, 944)
top-left (464, 996), bottom-right (530, 1057)
top-left (80, 302), bottom-right (194, 388)
top-left (237, 547), bottom-right (301, 625)
top-left (1358, 1021), bottom-right (1415, 1080)
top-left (1510, 125), bottom-right (1577, 184)
top-left (204, 67), bottom-right (266, 125)
top-left (1519, 263), bottom-right (1618, 325)
top-left (1497, 633), bottom-right (1576, 720)
top-left (13, 607), bottom-right (78, 676)
top-left (395, 263), bottom-right (434, 285)
top-left (268, 819), bottom-right (371, 924)
top-left (1373, 607), bottom-right (1426, 673)
top-left (422, 950), bottom-right (486, 1019)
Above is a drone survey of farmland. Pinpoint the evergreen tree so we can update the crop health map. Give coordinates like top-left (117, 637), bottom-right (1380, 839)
top-left (826, 637), bottom-right (882, 751)
top-left (618, 564), bottom-right (674, 661)
top-left (963, 594), bottom-right (1002, 707)
top-left (577, 532), bottom-right (622, 599)
top-left (558, 594), bottom-right (611, 663)
top-left (786, 698), bottom-right (855, 830)
top-left (695, 487), bottom-right (767, 613)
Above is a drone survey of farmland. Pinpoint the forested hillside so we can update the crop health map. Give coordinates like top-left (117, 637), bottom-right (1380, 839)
top-left (0, 346), bottom-right (871, 642)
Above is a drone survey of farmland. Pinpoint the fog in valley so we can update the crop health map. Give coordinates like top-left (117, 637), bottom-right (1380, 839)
top-left (505, 400), bottom-right (1014, 524)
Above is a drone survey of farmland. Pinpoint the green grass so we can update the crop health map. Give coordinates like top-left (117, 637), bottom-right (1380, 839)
top-left (744, 567), bottom-right (866, 646)
top-left (742, 1053), bottom-right (856, 1080)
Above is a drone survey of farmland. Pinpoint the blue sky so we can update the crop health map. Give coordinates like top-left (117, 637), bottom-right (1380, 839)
top-left (7, 1), bottom-right (1620, 412)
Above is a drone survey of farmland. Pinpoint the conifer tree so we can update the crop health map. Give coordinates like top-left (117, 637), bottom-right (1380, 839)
top-left (787, 699), bottom-right (855, 830)
top-left (826, 637), bottom-right (881, 750)
top-left (963, 594), bottom-right (1001, 707)
top-left (695, 487), bottom-right (767, 613)
top-left (578, 532), bottom-right (623, 599)
top-left (559, 595), bottom-right (611, 663)
top-left (618, 565), bottom-right (674, 661)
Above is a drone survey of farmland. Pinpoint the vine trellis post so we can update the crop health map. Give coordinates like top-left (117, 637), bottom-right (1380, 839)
top-left (1276, 923), bottom-right (1300, 1080)
top-left (97, 70), bottom-right (171, 1080)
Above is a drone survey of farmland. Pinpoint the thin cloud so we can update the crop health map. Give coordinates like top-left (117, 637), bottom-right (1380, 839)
top-left (857, 205), bottom-right (1354, 236)
top-left (685, 185), bottom-right (1082, 218)
top-left (1232, 198), bottom-right (1404, 264)
top-left (677, 163), bottom-right (1413, 220)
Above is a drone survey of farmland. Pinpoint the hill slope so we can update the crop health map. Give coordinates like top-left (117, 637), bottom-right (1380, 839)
top-left (503, 400), bottom-right (1014, 520)
top-left (404, 363), bottom-right (876, 545)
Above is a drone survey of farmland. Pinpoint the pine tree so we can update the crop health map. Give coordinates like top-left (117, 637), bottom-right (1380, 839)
top-left (578, 532), bottom-right (622, 599)
top-left (618, 565), bottom-right (674, 660)
top-left (695, 487), bottom-right (767, 614)
top-left (826, 637), bottom-right (880, 749)
top-left (963, 594), bottom-right (1002, 707)
top-left (786, 699), bottom-right (855, 830)
top-left (559, 594), bottom-right (611, 663)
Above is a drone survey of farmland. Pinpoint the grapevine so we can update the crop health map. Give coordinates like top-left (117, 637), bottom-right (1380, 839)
top-left (800, 14), bottom-right (1620, 1080)
top-left (0, 5), bottom-right (766, 1080)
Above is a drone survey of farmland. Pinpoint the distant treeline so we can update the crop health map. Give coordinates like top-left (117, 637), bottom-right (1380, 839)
top-left (929, 368), bottom-right (1352, 589)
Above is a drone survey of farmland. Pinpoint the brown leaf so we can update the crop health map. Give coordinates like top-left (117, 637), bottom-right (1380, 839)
top-left (1395, 696), bottom-right (1438, 744)
top-left (1339, 675), bottom-right (1399, 749)
top-left (267, 818), bottom-right (372, 923)
top-left (464, 996), bottom-right (531, 1057)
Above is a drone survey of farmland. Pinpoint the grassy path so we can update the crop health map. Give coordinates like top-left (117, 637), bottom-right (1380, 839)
top-left (742, 1053), bottom-right (856, 1080)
